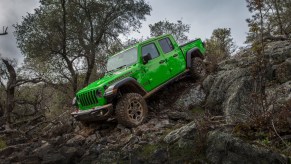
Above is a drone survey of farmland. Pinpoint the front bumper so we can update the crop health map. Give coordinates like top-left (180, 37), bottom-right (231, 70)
top-left (71, 104), bottom-right (113, 122)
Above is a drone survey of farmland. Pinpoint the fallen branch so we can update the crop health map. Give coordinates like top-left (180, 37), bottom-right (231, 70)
top-left (271, 120), bottom-right (289, 148)
top-left (272, 135), bottom-right (291, 143)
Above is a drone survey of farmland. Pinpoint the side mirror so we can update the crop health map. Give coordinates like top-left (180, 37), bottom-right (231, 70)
top-left (143, 53), bottom-right (152, 64)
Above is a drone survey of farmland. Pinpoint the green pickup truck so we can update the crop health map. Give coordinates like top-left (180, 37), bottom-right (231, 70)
top-left (71, 34), bottom-right (206, 127)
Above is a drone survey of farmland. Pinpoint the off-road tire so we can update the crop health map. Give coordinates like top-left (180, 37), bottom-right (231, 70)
top-left (190, 57), bottom-right (207, 80)
top-left (116, 93), bottom-right (148, 127)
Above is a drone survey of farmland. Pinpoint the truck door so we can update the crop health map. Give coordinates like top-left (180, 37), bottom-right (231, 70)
top-left (157, 37), bottom-right (186, 77)
top-left (141, 42), bottom-right (171, 90)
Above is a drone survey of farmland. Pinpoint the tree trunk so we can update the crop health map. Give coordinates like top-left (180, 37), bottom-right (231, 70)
top-left (2, 59), bottom-right (17, 128)
top-left (60, 0), bottom-right (78, 95)
top-left (83, 9), bottom-right (97, 87)
top-left (273, 0), bottom-right (287, 37)
top-left (0, 101), bottom-right (4, 117)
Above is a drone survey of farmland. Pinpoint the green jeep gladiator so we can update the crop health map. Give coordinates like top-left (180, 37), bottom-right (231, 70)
top-left (71, 34), bottom-right (206, 127)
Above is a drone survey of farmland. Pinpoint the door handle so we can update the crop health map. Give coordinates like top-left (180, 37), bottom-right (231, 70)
top-left (173, 54), bottom-right (178, 57)
top-left (159, 60), bottom-right (166, 64)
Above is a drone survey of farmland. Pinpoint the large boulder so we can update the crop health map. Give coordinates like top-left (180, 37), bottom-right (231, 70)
top-left (273, 58), bottom-right (291, 83)
top-left (265, 41), bottom-right (291, 65)
top-left (164, 121), bottom-right (196, 144)
top-left (173, 85), bottom-right (206, 110)
top-left (203, 40), bottom-right (291, 123)
top-left (206, 131), bottom-right (290, 163)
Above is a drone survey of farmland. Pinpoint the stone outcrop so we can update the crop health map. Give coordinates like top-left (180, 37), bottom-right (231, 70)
top-left (206, 131), bottom-right (290, 164)
top-left (203, 40), bottom-right (291, 123)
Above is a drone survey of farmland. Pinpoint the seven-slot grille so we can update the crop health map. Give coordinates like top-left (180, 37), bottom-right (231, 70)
top-left (77, 90), bottom-right (99, 106)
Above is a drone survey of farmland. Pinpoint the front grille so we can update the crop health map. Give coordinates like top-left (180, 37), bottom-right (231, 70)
top-left (77, 90), bottom-right (99, 107)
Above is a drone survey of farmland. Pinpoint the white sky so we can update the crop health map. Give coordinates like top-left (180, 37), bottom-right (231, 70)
top-left (0, 0), bottom-right (251, 61)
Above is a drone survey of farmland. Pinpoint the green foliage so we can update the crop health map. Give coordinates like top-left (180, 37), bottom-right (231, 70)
top-left (139, 144), bottom-right (159, 159)
top-left (149, 20), bottom-right (190, 44)
top-left (205, 28), bottom-right (236, 63)
top-left (260, 137), bottom-right (271, 146)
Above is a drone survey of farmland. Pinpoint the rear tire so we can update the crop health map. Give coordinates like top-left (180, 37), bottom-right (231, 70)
top-left (190, 57), bottom-right (207, 80)
top-left (116, 93), bottom-right (148, 128)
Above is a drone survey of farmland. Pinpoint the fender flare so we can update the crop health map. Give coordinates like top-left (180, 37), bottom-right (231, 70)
top-left (104, 77), bottom-right (147, 101)
top-left (186, 48), bottom-right (204, 68)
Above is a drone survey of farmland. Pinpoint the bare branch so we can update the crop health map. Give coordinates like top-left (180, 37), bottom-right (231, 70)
top-left (15, 78), bottom-right (42, 87)
top-left (271, 120), bottom-right (289, 148)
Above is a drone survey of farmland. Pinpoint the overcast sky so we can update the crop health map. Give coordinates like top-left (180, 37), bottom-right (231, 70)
top-left (0, 0), bottom-right (251, 62)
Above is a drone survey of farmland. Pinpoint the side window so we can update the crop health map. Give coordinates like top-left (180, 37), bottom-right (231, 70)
top-left (142, 43), bottom-right (160, 59)
top-left (158, 37), bottom-right (174, 54)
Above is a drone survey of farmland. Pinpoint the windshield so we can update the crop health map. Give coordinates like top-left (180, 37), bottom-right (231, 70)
top-left (106, 47), bottom-right (137, 72)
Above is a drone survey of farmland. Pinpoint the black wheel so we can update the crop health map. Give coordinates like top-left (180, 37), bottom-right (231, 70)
top-left (190, 57), bottom-right (207, 80)
top-left (116, 93), bottom-right (148, 127)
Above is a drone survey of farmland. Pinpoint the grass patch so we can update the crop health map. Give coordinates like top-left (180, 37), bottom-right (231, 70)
top-left (190, 106), bottom-right (205, 115)
top-left (139, 144), bottom-right (159, 159)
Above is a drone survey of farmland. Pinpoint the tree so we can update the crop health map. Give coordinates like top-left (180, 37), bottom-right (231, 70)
top-left (149, 20), bottom-right (190, 44)
top-left (14, 0), bottom-right (151, 96)
top-left (0, 57), bottom-right (40, 129)
top-left (245, 0), bottom-right (291, 46)
top-left (245, 0), bottom-right (268, 54)
top-left (205, 28), bottom-right (236, 63)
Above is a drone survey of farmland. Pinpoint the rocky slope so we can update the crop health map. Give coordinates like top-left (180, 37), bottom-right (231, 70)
top-left (0, 41), bottom-right (291, 163)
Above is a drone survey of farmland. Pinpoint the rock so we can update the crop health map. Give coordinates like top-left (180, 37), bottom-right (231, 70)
top-left (164, 121), bottom-right (196, 144)
top-left (41, 153), bottom-right (66, 164)
top-left (47, 123), bottom-right (73, 138)
top-left (154, 119), bottom-right (170, 128)
top-left (265, 40), bottom-right (291, 64)
top-left (49, 136), bottom-right (65, 146)
top-left (203, 65), bottom-right (255, 121)
top-left (66, 135), bottom-right (85, 146)
top-left (33, 141), bottom-right (53, 157)
top-left (0, 146), bottom-right (20, 157)
top-left (95, 151), bottom-right (120, 163)
top-left (79, 154), bottom-right (99, 164)
top-left (22, 155), bottom-right (41, 164)
top-left (173, 85), bottom-right (206, 110)
top-left (206, 131), bottom-right (290, 163)
top-left (150, 148), bottom-right (168, 163)
top-left (168, 111), bottom-right (191, 121)
top-left (85, 134), bottom-right (98, 145)
top-left (60, 146), bottom-right (80, 163)
top-left (273, 58), bottom-right (291, 83)
top-left (202, 75), bottom-right (215, 94)
top-left (266, 81), bottom-right (291, 110)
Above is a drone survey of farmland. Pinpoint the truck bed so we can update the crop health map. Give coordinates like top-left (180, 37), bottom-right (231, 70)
top-left (179, 39), bottom-right (205, 57)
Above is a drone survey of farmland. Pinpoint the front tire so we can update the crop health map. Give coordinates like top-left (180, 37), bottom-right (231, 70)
top-left (116, 93), bottom-right (148, 127)
top-left (190, 57), bottom-right (207, 80)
